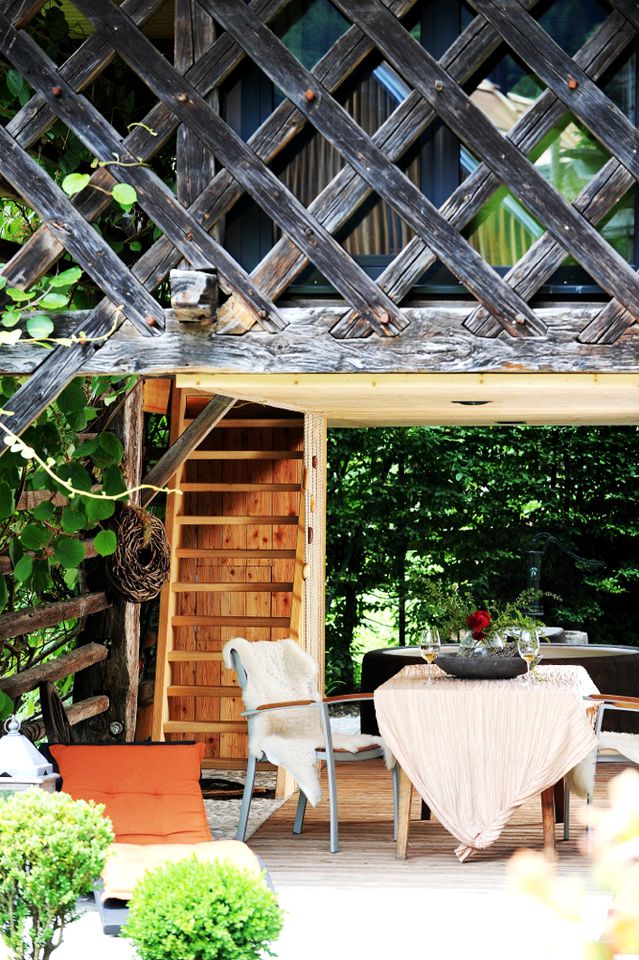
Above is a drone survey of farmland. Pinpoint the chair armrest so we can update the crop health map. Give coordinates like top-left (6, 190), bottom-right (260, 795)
top-left (586, 694), bottom-right (639, 711)
top-left (241, 699), bottom-right (319, 718)
top-left (323, 693), bottom-right (374, 704)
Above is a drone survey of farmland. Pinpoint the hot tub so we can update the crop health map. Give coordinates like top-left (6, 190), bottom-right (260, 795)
top-left (359, 643), bottom-right (639, 735)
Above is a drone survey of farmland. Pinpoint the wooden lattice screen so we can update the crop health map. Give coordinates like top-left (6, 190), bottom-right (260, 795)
top-left (1, 0), bottom-right (639, 439)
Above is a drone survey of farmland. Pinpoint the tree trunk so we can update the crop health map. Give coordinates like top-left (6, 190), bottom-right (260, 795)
top-left (73, 381), bottom-right (144, 741)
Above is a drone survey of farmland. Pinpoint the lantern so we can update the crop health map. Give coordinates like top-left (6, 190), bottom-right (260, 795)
top-left (0, 716), bottom-right (59, 795)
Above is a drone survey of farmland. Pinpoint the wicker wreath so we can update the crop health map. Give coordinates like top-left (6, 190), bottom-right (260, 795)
top-left (104, 505), bottom-right (171, 603)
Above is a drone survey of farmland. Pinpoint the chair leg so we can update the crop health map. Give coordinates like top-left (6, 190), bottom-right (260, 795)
top-left (326, 753), bottom-right (339, 854)
top-left (392, 763), bottom-right (399, 841)
top-left (563, 781), bottom-right (570, 841)
top-left (236, 754), bottom-right (257, 842)
top-left (293, 790), bottom-right (307, 835)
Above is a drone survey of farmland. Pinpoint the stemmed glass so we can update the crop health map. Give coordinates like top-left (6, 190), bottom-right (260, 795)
top-left (420, 627), bottom-right (441, 685)
top-left (517, 630), bottom-right (540, 683)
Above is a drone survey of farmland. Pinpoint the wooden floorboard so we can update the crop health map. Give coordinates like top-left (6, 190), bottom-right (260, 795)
top-left (247, 760), bottom-right (627, 892)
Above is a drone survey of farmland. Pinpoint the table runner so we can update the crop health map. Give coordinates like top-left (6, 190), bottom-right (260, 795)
top-left (374, 663), bottom-right (598, 861)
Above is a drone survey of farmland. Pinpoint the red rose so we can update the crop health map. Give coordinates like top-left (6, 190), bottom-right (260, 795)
top-left (466, 609), bottom-right (491, 640)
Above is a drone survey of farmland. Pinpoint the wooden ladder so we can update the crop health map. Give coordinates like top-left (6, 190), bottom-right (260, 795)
top-left (152, 388), bottom-right (305, 770)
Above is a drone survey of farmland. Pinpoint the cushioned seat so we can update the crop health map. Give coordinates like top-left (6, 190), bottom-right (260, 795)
top-left (50, 742), bottom-right (265, 935)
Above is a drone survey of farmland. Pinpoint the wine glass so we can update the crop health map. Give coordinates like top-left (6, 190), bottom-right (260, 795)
top-left (517, 630), bottom-right (540, 683)
top-left (420, 627), bottom-right (441, 685)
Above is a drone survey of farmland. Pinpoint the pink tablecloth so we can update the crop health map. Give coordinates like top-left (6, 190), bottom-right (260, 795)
top-left (374, 663), bottom-right (598, 861)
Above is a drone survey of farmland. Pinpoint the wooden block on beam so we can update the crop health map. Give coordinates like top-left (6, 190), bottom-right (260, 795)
top-left (170, 268), bottom-right (217, 324)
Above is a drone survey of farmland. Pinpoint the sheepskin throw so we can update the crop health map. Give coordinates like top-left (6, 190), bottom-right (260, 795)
top-left (568, 732), bottom-right (639, 798)
top-left (223, 637), bottom-right (392, 806)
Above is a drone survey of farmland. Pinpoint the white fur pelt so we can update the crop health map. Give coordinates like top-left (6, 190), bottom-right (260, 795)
top-left (567, 733), bottom-right (639, 799)
top-left (223, 637), bottom-right (393, 806)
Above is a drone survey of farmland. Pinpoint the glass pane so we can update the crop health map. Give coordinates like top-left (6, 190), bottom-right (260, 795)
top-left (465, 0), bottom-right (636, 269)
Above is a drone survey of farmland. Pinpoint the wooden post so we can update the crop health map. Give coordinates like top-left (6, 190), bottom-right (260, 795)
top-left (73, 381), bottom-right (144, 741)
top-left (541, 786), bottom-right (556, 856)
top-left (304, 414), bottom-right (327, 691)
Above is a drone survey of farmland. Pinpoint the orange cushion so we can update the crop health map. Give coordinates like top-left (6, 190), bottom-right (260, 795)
top-left (50, 743), bottom-right (211, 845)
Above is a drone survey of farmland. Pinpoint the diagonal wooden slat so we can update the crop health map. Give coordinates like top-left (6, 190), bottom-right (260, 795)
top-left (243, 8), bottom-right (627, 338)
top-left (328, 0), bottom-right (639, 330)
top-left (0, 13), bottom-right (288, 333)
top-left (468, 0), bottom-right (639, 181)
top-left (466, 159), bottom-right (634, 338)
top-left (2, 0), bottom-right (293, 329)
top-left (0, 124), bottom-right (163, 336)
top-left (71, 0), bottom-right (410, 337)
top-left (199, 0), bottom-right (545, 338)
top-left (2, 0), bottom-right (46, 25)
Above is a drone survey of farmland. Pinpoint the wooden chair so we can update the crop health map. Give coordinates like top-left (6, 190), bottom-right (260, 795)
top-left (228, 643), bottom-right (399, 854)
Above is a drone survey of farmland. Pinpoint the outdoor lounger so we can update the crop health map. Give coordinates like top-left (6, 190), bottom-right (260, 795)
top-left (49, 742), bottom-right (267, 936)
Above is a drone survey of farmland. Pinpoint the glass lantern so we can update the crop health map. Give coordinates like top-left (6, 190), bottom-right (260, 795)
top-left (0, 716), bottom-right (59, 797)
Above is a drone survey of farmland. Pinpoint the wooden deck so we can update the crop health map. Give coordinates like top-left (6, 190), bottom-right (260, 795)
top-left (248, 760), bottom-right (626, 893)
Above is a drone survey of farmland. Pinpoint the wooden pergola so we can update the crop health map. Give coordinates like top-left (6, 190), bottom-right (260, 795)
top-left (1, 0), bottom-right (638, 764)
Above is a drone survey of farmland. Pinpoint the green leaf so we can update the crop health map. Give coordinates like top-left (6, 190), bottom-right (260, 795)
top-left (53, 537), bottom-right (86, 568)
top-left (57, 379), bottom-right (87, 414)
top-left (38, 293), bottom-right (69, 311)
top-left (0, 689), bottom-right (13, 723)
top-left (84, 496), bottom-right (115, 524)
top-left (19, 524), bottom-right (50, 551)
top-left (97, 432), bottom-right (124, 464)
top-left (6, 288), bottom-right (34, 302)
top-left (6, 69), bottom-right (25, 98)
top-left (0, 277), bottom-right (6, 291)
top-left (26, 315), bottom-right (55, 339)
top-left (74, 438), bottom-right (98, 457)
top-left (32, 500), bottom-right (55, 522)
top-left (13, 555), bottom-right (33, 582)
top-left (93, 529), bottom-right (117, 557)
top-left (0, 481), bottom-right (14, 519)
top-left (102, 465), bottom-right (127, 497)
top-left (48, 267), bottom-right (82, 288)
top-left (111, 183), bottom-right (137, 207)
top-left (62, 172), bottom-right (91, 196)
top-left (61, 503), bottom-right (86, 533)
top-left (0, 575), bottom-right (8, 614)
top-left (31, 557), bottom-right (52, 593)
top-left (1, 311), bottom-right (21, 329)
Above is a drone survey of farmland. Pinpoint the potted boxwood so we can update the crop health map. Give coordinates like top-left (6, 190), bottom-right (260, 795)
top-left (0, 789), bottom-right (113, 960)
top-left (123, 857), bottom-right (283, 960)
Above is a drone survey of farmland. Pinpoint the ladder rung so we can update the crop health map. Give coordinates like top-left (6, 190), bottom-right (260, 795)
top-left (184, 418), bottom-right (304, 428)
top-left (176, 515), bottom-right (298, 525)
top-left (181, 483), bottom-right (301, 492)
top-left (172, 582), bottom-right (294, 593)
top-left (176, 548), bottom-right (296, 559)
top-left (186, 451), bottom-right (303, 460)
top-left (164, 721), bottom-right (247, 734)
top-left (168, 651), bottom-right (224, 662)
top-left (172, 615), bottom-right (289, 627)
top-left (168, 685), bottom-right (239, 697)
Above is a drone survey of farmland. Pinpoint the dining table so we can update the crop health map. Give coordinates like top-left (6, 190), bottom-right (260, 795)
top-left (373, 662), bottom-right (598, 862)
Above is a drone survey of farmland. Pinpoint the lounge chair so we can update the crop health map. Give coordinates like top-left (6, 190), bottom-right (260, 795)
top-left (50, 742), bottom-right (267, 935)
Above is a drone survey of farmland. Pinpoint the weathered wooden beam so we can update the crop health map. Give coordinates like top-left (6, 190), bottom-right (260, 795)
top-left (72, 0), bottom-right (411, 338)
top-left (333, 9), bottom-right (631, 337)
top-left (328, 0), bottom-right (639, 326)
top-left (0, 641), bottom-right (108, 699)
top-left (1, 307), bottom-right (637, 374)
top-left (20, 695), bottom-right (110, 743)
top-left (0, 16), bottom-right (285, 335)
top-left (170, 269), bottom-right (217, 324)
top-left (0, 593), bottom-right (110, 643)
top-left (0, 123), bottom-right (163, 336)
top-left (199, 0), bottom-right (545, 338)
top-left (140, 393), bottom-right (236, 507)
